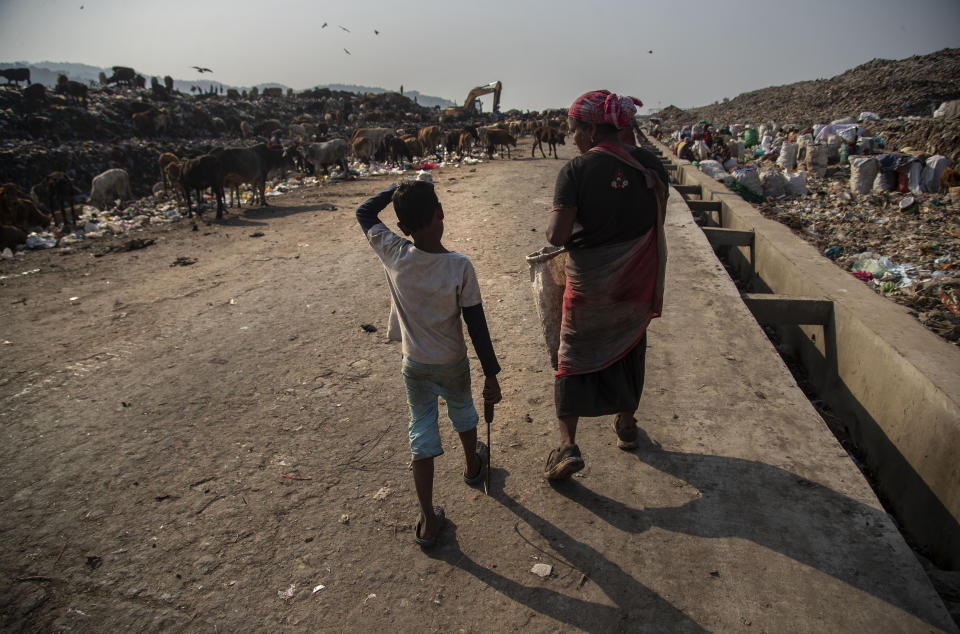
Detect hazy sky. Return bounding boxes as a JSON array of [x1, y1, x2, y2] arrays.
[[1, 0, 958, 112]]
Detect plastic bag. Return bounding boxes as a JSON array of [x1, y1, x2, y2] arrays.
[[777, 142, 798, 170], [760, 168, 786, 198], [743, 128, 759, 147], [859, 112, 880, 121], [733, 168, 763, 196], [699, 160, 732, 183], [526, 246, 567, 370], [921, 155, 950, 193], [849, 157, 878, 194], [907, 160, 923, 195], [783, 170, 808, 195], [804, 144, 828, 177]]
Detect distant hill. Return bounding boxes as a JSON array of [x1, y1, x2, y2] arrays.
[[0, 61, 454, 107]]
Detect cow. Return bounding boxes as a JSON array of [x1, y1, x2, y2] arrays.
[[158, 152, 180, 191], [106, 66, 137, 87], [1, 183, 51, 231], [1, 67, 30, 86], [400, 134, 422, 158], [532, 126, 565, 159], [417, 125, 443, 158], [384, 135, 413, 165], [22, 83, 45, 105], [302, 139, 349, 177], [217, 144, 294, 207], [255, 119, 282, 136], [484, 129, 517, 159], [56, 74, 87, 107], [31, 172, 77, 227], [350, 127, 393, 163], [180, 155, 225, 218], [88, 169, 132, 210]]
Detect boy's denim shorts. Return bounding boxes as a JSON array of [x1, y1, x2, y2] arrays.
[[401, 355, 478, 461]]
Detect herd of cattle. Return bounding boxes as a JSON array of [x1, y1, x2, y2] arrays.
[[0, 112, 569, 250]]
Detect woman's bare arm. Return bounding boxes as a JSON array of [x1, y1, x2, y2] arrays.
[[546, 206, 577, 246]]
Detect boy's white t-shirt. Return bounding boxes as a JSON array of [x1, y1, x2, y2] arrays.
[[366, 222, 482, 365]]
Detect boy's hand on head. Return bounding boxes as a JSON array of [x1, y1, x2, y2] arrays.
[[482, 376, 502, 405]]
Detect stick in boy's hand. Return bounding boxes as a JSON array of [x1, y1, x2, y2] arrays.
[[482, 376, 501, 495]]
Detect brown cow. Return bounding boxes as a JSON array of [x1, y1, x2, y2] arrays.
[[484, 129, 517, 159], [31, 172, 77, 227], [418, 125, 443, 158], [532, 126, 565, 159], [0, 183, 51, 231]]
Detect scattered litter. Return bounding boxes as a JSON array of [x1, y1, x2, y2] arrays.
[[339, 514, 350, 524], [312, 584, 325, 594], [530, 563, 552, 578], [372, 487, 390, 500], [278, 584, 296, 600], [360, 324, 377, 333], [170, 256, 196, 267]]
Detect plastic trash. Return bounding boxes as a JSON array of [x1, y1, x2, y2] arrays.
[[25, 233, 57, 249], [921, 155, 950, 193], [531, 563, 553, 578], [698, 160, 732, 183], [1, 247, 13, 259], [777, 142, 798, 170], [760, 168, 787, 198], [783, 170, 808, 195], [859, 112, 880, 121], [849, 252, 894, 278], [733, 168, 763, 196], [804, 144, 828, 177], [849, 157, 879, 194]]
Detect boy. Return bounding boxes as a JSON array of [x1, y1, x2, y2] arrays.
[[357, 179, 502, 548]]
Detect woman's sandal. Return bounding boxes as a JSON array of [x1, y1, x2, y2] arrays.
[[415, 505, 445, 548], [463, 441, 489, 486], [544, 444, 584, 480], [613, 414, 639, 450]]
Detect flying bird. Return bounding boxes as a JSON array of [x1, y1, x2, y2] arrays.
[[343, 48, 351, 55], [338, 25, 350, 32], [321, 22, 327, 28], [648, 50, 653, 54], [374, 29, 380, 35], [192, 66, 213, 73]]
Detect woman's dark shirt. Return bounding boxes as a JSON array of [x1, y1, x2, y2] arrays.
[[553, 146, 668, 249]]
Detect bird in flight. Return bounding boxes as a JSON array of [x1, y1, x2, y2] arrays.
[[374, 29, 380, 35], [343, 48, 351, 55], [338, 25, 350, 32], [192, 66, 213, 73], [321, 22, 327, 28]]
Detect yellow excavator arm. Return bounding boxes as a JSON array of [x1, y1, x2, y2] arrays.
[[463, 81, 501, 113]]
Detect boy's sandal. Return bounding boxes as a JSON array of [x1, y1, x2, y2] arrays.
[[613, 414, 639, 450], [544, 444, 585, 480], [415, 505, 445, 548], [463, 441, 489, 485]]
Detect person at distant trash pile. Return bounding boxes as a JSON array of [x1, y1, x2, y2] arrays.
[[677, 138, 695, 162], [542, 89, 669, 480], [356, 178, 502, 547]]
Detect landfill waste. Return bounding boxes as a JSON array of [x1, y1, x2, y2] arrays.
[[530, 563, 553, 578]]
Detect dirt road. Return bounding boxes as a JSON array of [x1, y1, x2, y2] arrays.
[[2, 138, 953, 632]]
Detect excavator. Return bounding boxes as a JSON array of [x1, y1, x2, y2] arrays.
[[443, 81, 502, 118]]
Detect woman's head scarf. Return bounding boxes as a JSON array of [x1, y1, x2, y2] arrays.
[[568, 90, 643, 129]]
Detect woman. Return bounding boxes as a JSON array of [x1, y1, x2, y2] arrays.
[[543, 90, 669, 480]]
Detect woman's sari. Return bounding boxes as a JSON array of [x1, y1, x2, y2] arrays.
[[556, 142, 667, 378]]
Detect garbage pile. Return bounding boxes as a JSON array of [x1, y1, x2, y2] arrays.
[[654, 48, 960, 128], [659, 113, 959, 346], [0, 81, 443, 197]]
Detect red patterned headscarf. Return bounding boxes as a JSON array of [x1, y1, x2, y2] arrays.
[[568, 90, 643, 129]]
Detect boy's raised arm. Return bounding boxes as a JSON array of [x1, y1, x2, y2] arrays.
[[356, 184, 398, 233]]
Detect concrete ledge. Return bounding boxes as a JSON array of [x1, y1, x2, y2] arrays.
[[742, 293, 834, 326], [651, 136, 960, 569]]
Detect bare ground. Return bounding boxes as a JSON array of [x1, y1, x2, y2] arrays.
[[2, 138, 954, 633]]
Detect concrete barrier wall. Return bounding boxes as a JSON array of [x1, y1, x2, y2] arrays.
[[650, 137, 960, 569]]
